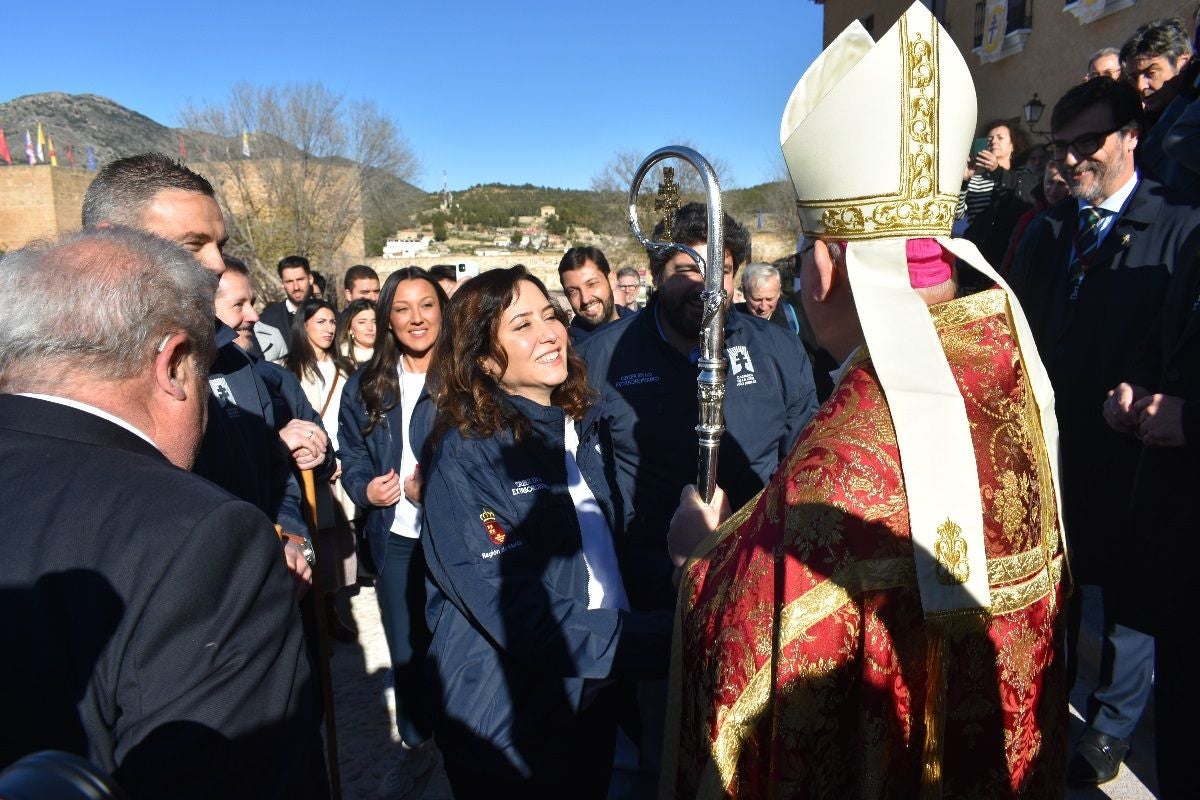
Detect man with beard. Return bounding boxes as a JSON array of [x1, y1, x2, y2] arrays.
[[574, 202, 817, 791], [558, 246, 632, 343], [261, 255, 315, 334], [1008, 76, 1200, 787]]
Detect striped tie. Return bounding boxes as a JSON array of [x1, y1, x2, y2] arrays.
[[1068, 206, 1105, 301]]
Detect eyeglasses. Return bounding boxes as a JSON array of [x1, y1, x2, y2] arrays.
[[1048, 127, 1120, 160], [617, 284, 639, 291]]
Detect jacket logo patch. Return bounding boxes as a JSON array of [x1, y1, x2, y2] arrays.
[[511, 477, 548, 496], [480, 508, 507, 545], [726, 346, 757, 387], [208, 376, 240, 417], [615, 371, 661, 388]]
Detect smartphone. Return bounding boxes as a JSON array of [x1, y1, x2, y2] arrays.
[[970, 137, 990, 158]]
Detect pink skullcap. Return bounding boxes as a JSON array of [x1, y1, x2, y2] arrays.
[[905, 238, 954, 288], [838, 239, 953, 289]]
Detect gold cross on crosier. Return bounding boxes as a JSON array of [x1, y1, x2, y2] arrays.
[[655, 167, 681, 242]]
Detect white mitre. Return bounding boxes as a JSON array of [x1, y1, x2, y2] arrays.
[[779, 1, 1063, 621]]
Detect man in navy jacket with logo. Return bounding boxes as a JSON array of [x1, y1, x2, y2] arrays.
[[575, 204, 817, 791], [577, 203, 818, 613]]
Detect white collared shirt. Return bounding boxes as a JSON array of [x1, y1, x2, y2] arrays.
[[1079, 169, 1139, 248], [19, 393, 159, 451], [829, 346, 864, 388]]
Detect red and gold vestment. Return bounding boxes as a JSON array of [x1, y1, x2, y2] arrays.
[[664, 289, 1066, 799]]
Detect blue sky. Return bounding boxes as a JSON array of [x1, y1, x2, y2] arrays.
[[5, 1, 826, 191]]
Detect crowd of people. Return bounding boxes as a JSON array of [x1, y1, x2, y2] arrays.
[[1, 4, 1199, 799]]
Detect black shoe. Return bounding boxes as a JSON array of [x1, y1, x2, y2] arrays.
[[1067, 730, 1130, 786]]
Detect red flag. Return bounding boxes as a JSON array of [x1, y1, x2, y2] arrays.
[[0, 129, 12, 165], [179, 134, 188, 161], [66, 143, 76, 167]]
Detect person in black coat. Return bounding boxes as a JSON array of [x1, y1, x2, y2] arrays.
[[1008, 76, 1200, 787], [0, 228, 322, 798], [1103, 206, 1200, 799]]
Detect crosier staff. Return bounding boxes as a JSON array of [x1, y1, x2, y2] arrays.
[[627, 146, 727, 503]]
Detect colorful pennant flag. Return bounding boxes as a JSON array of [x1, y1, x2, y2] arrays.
[[242, 129, 251, 158], [179, 134, 188, 161], [48, 135, 58, 167], [86, 146, 96, 171], [0, 129, 11, 165], [25, 130, 35, 165], [36, 122, 45, 163]]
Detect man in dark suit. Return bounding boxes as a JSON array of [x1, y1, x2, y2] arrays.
[[1104, 233, 1200, 798], [1008, 76, 1200, 786], [81, 153, 317, 593], [0, 228, 321, 797], [261, 255, 315, 335]]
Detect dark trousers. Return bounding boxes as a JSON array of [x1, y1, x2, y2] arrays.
[[375, 534, 431, 746], [444, 682, 622, 800], [1066, 584, 1155, 740], [1155, 631, 1191, 798]]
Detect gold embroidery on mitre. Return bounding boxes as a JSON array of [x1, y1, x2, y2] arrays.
[[799, 12, 958, 240], [934, 518, 970, 585]]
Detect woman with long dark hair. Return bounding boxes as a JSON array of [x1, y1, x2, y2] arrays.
[[957, 118, 1038, 272], [420, 265, 674, 797], [337, 298, 377, 367], [337, 267, 447, 796], [282, 298, 359, 641]]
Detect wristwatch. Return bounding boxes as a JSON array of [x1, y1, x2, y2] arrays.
[[279, 532, 316, 568]]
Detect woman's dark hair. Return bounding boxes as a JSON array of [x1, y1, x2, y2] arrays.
[[284, 298, 356, 386], [337, 298, 376, 362], [432, 265, 593, 442], [359, 267, 449, 433], [977, 118, 1031, 164]]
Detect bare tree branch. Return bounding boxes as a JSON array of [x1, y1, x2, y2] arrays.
[[181, 81, 421, 297]]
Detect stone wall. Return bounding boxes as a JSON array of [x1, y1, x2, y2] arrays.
[[0, 166, 93, 251]]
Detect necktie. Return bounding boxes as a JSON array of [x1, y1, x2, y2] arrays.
[[1069, 206, 1105, 301]]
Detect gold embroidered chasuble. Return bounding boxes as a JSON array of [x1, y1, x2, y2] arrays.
[[664, 288, 1067, 798]]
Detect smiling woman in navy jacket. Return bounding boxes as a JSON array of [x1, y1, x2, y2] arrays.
[[337, 268, 447, 795], [422, 266, 676, 798]]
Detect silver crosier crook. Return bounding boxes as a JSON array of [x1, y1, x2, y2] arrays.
[[627, 145, 728, 504]]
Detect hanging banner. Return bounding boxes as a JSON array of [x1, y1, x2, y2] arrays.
[[980, 0, 1008, 63], [1076, 0, 1107, 24]]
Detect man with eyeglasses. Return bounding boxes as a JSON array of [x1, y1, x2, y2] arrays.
[[614, 266, 643, 311], [1008, 76, 1200, 789]]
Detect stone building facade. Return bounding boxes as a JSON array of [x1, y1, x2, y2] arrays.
[[814, 0, 1187, 144]]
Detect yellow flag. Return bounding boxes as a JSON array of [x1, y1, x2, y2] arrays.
[[48, 134, 58, 167], [36, 122, 45, 162]]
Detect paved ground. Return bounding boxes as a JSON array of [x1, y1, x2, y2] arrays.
[[326, 584, 1157, 799], [323, 587, 451, 800]]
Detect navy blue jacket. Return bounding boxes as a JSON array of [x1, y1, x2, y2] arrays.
[[192, 324, 307, 538], [337, 369, 436, 572], [575, 295, 818, 610], [567, 302, 634, 345], [420, 395, 672, 782]]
